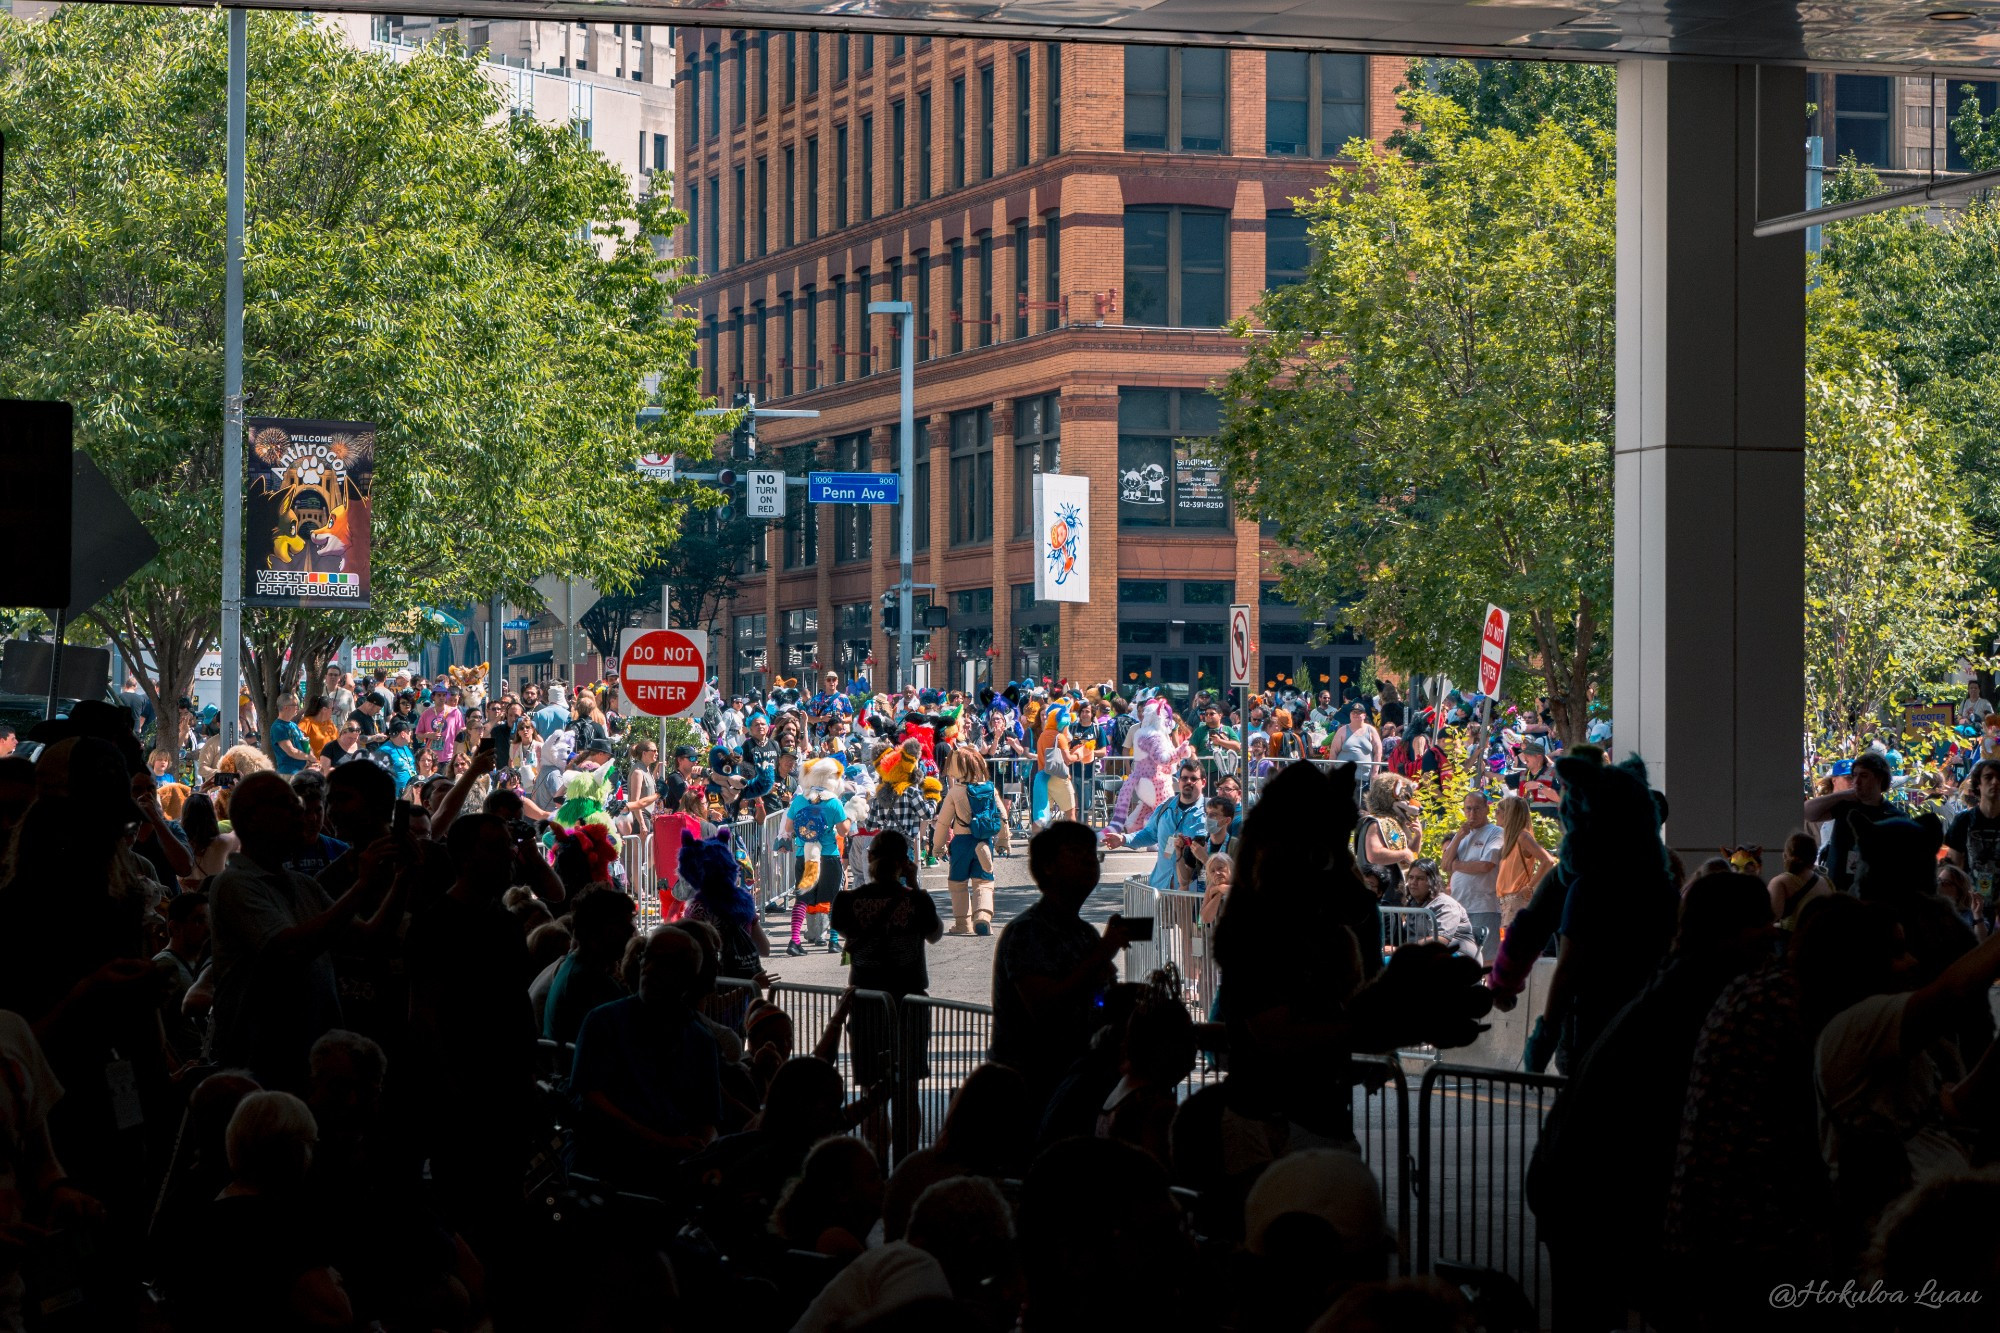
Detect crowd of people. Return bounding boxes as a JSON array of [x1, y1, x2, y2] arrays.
[[3, 660, 1998, 1331]]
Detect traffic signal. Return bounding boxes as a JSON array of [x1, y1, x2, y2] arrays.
[[730, 390, 759, 461], [881, 590, 900, 632]]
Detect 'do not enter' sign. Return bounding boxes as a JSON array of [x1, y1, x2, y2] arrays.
[[618, 628, 708, 719]]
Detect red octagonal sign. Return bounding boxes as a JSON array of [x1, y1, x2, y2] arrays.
[[1478, 604, 1509, 698], [619, 628, 708, 719]]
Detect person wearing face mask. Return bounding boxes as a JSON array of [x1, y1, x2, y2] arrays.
[[1101, 759, 1208, 892]]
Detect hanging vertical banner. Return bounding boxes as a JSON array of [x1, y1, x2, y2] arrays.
[[1033, 472, 1090, 604], [244, 417, 376, 609]]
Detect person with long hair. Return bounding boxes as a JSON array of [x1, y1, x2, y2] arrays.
[[1493, 793, 1555, 933], [180, 791, 237, 888]]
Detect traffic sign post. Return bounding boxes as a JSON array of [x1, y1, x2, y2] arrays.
[[618, 627, 708, 719], [746, 470, 787, 518], [636, 453, 677, 481], [1228, 603, 1252, 741], [1478, 604, 1510, 698], [1228, 605, 1252, 688], [808, 471, 901, 505]]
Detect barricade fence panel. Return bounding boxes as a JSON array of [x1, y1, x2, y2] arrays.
[[1380, 905, 1439, 955], [703, 975, 1555, 1321], [620, 832, 658, 927], [1415, 1062, 1565, 1325], [896, 996, 994, 1160]]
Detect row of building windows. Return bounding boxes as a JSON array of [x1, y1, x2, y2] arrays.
[[694, 207, 1309, 398], [683, 38, 1060, 249], [681, 45, 1351, 276], [722, 387, 1218, 582]]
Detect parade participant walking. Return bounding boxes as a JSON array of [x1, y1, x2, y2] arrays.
[[933, 749, 1005, 935], [782, 758, 854, 956], [1103, 759, 1208, 892]]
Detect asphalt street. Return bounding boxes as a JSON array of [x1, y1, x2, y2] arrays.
[[756, 841, 1160, 1003]]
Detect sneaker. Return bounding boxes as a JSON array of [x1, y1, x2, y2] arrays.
[[974, 920, 991, 937], [827, 934, 841, 954], [786, 940, 806, 957]]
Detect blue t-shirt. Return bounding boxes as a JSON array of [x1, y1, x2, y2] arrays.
[[269, 719, 310, 776], [786, 794, 849, 856], [383, 742, 417, 794]]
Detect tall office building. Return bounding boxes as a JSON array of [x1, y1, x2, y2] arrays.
[[679, 32, 1399, 699], [330, 15, 675, 196]]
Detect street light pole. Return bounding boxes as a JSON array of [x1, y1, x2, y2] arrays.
[[220, 9, 246, 750], [869, 300, 915, 692]]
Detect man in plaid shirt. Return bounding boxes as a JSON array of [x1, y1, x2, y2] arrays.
[[874, 780, 936, 860]]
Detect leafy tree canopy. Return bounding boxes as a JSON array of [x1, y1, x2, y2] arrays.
[[0, 8, 713, 731], [1217, 77, 1615, 741]]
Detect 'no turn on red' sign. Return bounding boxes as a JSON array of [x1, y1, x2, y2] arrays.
[[1477, 604, 1510, 698], [618, 627, 708, 718]]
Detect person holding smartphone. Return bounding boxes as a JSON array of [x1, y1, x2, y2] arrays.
[[831, 829, 942, 1159]]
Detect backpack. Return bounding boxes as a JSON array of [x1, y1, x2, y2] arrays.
[[963, 782, 1004, 842]]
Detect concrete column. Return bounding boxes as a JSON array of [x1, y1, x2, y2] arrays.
[[1614, 61, 1804, 865]]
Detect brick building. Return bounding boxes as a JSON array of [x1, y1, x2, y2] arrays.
[[677, 32, 1400, 701]]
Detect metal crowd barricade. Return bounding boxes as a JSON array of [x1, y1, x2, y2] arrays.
[[1415, 1062, 1566, 1322], [987, 756, 1036, 835], [1118, 878, 1218, 1018], [620, 831, 658, 927], [1120, 875, 1163, 981], [1352, 1054, 1415, 1276], [1380, 905, 1439, 957], [896, 996, 993, 1159]]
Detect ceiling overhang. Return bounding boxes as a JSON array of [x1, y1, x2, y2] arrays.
[[80, 1, 2000, 77]]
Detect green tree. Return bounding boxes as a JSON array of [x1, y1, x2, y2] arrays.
[[1803, 288, 1975, 736], [1390, 57, 1615, 160], [1216, 82, 1615, 743], [1813, 162, 2000, 609], [0, 9, 714, 739], [577, 507, 765, 661]]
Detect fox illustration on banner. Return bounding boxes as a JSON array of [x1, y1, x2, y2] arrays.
[[1033, 472, 1090, 605]]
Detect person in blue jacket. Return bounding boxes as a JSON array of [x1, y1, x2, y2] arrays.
[[1102, 757, 1208, 890]]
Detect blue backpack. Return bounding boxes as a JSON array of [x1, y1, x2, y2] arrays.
[[964, 782, 1003, 842]]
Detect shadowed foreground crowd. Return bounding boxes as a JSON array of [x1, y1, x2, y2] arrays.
[[0, 705, 1997, 1333]]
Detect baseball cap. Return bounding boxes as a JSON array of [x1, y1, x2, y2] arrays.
[[673, 744, 698, 760], [1242, 1150, 1397, 1259], [581, 737, 614, 757]]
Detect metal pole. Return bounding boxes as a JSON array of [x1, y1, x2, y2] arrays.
[[488, 593, 503, 704], [220, 9, 246, 750], [897, 307, 915, 692], [661, 584, 671, 630], [44, 609, 67, 720], [564, 579, 574, 689]]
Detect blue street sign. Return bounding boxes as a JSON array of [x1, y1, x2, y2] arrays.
[[808, 471, 900, 505], [503, 618, 533, 631]]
